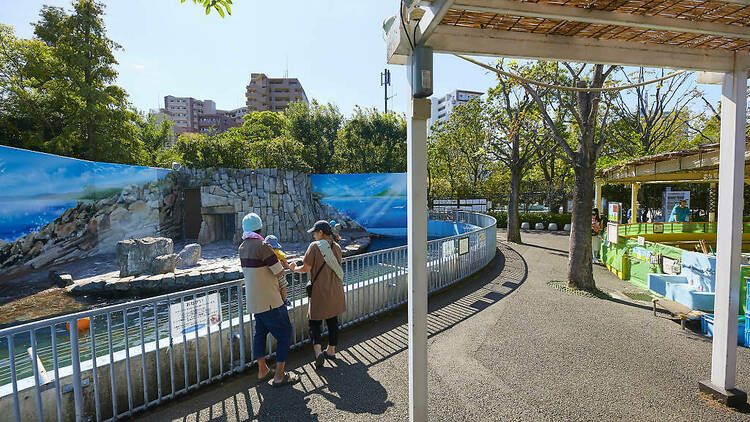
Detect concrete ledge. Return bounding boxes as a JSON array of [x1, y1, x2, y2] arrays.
[[698, 380, 748, 408]]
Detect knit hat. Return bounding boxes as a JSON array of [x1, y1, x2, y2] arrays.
[[265, 235, 282, 249], [242, 213, 263, 232]]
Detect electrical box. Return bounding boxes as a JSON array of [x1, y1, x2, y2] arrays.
[[411, 45, 433, 98]]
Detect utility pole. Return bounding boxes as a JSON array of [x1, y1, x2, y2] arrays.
[[381, 68, 392, 113]]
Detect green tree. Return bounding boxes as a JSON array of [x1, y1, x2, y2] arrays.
[[522, 63, 619, 291], [286, 100, 343, 173], [0, 24, 58, 151], [335, 107, 407, 173], [33, 0, 140, 162], [181, 0, 233, 17], [486, 61, 554, 243], [137, 113, 174, 163], [238, 110, 288, 142], [428, 99, 493, 199]]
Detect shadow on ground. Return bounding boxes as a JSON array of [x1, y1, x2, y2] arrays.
[[137, 245, 528, 421]]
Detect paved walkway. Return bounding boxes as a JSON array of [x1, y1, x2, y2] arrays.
[[137, 231, 750, 421]]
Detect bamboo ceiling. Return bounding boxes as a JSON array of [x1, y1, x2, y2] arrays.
[[441, 0, 750, 53]]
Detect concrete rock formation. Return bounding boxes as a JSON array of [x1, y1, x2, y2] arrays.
[[151, 254, 178, 275], [176, 243, 201, 268], [116, 237, 174, 277], [181, 168, 365, 244]]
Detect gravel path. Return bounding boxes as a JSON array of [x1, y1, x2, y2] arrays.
[[136, 230, 750, 421]]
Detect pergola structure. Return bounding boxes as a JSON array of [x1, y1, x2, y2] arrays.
[[385, 0, 749, 419], [596, 141, 750, 223]]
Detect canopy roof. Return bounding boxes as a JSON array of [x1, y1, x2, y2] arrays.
[[387, 0, 750, 72], [597, 141, 750, 184]]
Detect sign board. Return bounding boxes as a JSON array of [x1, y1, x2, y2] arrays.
[[433, 198, 488, 212], [170, 293, 221, 336], [652, 223, 664, 233], [606, 222, 619, 244], [662, 256, 680, 275], [662, 190, 690, 222], [637, 236, 645, 246], [442, 240, 455, 258], [478, 232, 486, 250], [608, 202, 622, 223], [459, 237, 469, 255]]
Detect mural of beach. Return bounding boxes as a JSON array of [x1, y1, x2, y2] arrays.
[[310, 173, 407, 236], [0, 146, 169, 242]]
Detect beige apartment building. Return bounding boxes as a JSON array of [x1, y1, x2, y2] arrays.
[[245, 73, 308, 112], [155, 96, 247, 136]]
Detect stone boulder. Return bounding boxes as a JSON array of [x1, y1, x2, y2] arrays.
[[521, 222, 530, 229], [116, 237, 174, 277], [177, 243, 201, 268], [151, 254, 178, 275], [534, 223, 544, 230], [49, 271, 74, 287], [548, 223, 558, 231]]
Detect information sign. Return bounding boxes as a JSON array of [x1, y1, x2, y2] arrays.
[[170, 293, 221, 336]]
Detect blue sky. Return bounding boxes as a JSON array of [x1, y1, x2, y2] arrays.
[[1, 0, 721, 117]]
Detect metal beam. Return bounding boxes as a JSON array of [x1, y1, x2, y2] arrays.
[[453, 0, 750, 40], [417, 0, 456, 44], [427, 24, 750, 72]]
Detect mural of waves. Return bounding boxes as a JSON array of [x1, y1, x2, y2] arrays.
[[0, 146, 170, 242], [310, 173, 407, 236]]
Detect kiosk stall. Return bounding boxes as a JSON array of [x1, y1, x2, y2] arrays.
[[596, 142, 750, 344]]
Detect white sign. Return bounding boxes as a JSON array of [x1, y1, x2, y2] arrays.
[[442, 240, 455, 258], [662, 190, 690, 222], [478, 232, 486, 249], [606, 222, 619, 244], [637, 236, 645, 246], [459, 237, 469, 255], [170, 293, 222, 336]]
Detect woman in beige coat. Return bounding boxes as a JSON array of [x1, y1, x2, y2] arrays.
[[290, 220, 346, 369]]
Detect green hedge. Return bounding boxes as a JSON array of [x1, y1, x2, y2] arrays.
[[489, 211, 571, 230]]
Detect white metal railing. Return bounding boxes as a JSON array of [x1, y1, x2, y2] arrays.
[[0, 211, 496, 421]]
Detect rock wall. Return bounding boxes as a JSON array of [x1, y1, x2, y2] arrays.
[[181, 167, 364, 243], [0, 173, 183, 277], [0, 167, 365, 278]]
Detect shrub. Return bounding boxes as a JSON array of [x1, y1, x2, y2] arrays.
[[488, 211, 571, 230]]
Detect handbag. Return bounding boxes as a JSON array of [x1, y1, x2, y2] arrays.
[[306, 264, 325, 297]]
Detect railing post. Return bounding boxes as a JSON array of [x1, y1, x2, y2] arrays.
[[69, 319, 85, 422]]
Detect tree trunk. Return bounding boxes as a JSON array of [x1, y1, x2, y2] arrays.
[[507, 167, 522, 243], [567, 164, 595, 291]]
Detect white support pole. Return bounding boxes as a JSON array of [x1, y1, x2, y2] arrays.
[[407, 66, 431, 421], [702, 59, 747, 403]]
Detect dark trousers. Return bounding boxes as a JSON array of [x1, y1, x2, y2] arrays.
[[253, 305, 291, 362], [309, 316, 339, 347]]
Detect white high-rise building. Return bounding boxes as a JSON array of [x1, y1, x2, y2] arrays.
[[429, 89, 484, 130]]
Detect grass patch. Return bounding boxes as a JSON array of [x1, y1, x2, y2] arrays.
[[547, 281, 611, 299], [622, 291, 654, 302]]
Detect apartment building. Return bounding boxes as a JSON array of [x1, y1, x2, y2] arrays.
[[197, 107, 249, 134], [245, 73, 308, 112], [154, 96, 248, 135], [429, 89, 484, 130]]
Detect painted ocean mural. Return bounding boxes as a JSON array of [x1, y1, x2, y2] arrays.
[[310, 173, 407, 236], [0, 146, 170, 242]]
